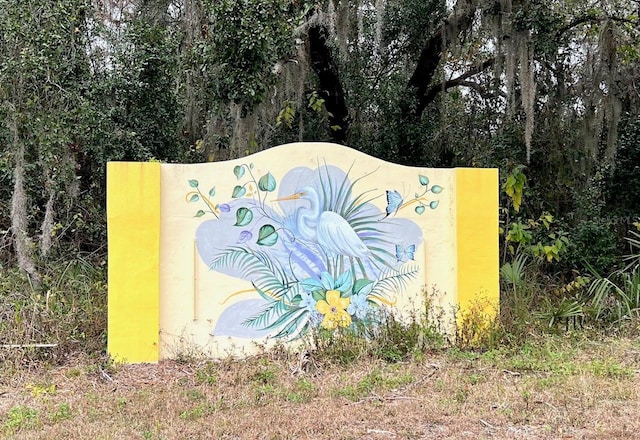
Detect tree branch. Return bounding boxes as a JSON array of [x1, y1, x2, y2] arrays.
[[406, 0, 479, 113], [420, 57, 497, 113], [554, 14, 639, 41], [396, 0, 480, 164]]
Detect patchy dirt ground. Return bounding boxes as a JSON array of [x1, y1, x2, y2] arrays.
[[1, 335, 640, 439]]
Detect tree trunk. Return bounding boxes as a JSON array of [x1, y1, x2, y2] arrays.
[[397, 0, 481, 165], [183, 0, 205, 146], [308, 21, 349, 143]]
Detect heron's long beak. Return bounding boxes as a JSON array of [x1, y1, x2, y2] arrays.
[[272, 192, 304, 202]]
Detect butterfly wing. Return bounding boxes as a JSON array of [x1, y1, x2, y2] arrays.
[[395, 244, 416, 262], [385, 190, 403, 216], [406, 244, 416, 260], [395, 244, 403, 261]]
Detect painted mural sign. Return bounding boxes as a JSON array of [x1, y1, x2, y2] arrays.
[[107, 143, 498, 363], [190, 161, 443, 339]]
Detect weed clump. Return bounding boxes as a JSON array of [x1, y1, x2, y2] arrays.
[[309, 293, 447, 366], [0, 258, 107, 367]]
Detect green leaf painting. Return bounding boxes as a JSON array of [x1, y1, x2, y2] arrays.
[[232, 185, 246, 198], [234, 207, 253, 226], [258, 172, 277, 192], [190, 163, 441, 342], [256, 224, 278, 246]]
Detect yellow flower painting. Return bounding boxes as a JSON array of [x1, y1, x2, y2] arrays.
[[315, 290, 352, 330]]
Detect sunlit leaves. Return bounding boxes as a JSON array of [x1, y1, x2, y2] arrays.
[[276, 101, 295, 129], [503, 166, 527, 213]]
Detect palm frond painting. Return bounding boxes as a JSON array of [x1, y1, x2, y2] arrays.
[[186, 162, 443, 340]]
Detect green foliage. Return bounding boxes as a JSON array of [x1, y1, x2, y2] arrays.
[[0, 258, 107, 360], [503, 165, 527, 213], [512, 1, 564, 55], [0, 0, 639, 356], [276, 100, 296, 129], [382, 0, 445, 56], [565, 220, 619, 274], [194, 362, 218, 386], [49, 403, 72, 423], [587, 230, 640, 324], [285, 378, 317, 403], [499, 254, 547, 343], [105, 18, 182, 162], [0, 0, 98, 256], [372, 313, 435, 362], [311, 327, 370, 365], [505, 213, 569, 263], [333, 368, 414, 402], [500, 254, 528, 289], [203, 0, 294, 110], [502, 166, 570, 264], [2, 405, 39, 434], [537, 298, 584, 329], [456, 297, 503, 350], [606, 114, 640, 217], [311, 292, 446, 366], [251, 367, 277, 385]]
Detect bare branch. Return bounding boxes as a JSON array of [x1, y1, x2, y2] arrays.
[[407, 0, 479, 106], [419, 57, 497, 113], [555, 14, 639, 41]]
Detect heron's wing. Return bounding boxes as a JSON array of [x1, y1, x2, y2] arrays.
[[318, 211, 369, 258]]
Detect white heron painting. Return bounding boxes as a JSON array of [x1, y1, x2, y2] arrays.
[[187, 159, 443, 340]]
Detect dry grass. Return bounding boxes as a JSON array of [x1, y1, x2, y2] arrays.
[[1, 335, 640, 439]]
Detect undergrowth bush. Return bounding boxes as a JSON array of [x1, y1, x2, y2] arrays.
[[565, 220, 619, 275], [456, 297, 502, 350], [0, 258, 107, 365], [310, 293, 447, 365], [587, 230, 640, 326]]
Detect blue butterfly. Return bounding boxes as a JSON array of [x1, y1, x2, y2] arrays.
[[395, 244, 416, 262], [384, 190, 403, 218]]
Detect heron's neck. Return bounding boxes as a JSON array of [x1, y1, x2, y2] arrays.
[[298, 209, 317, 241]]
